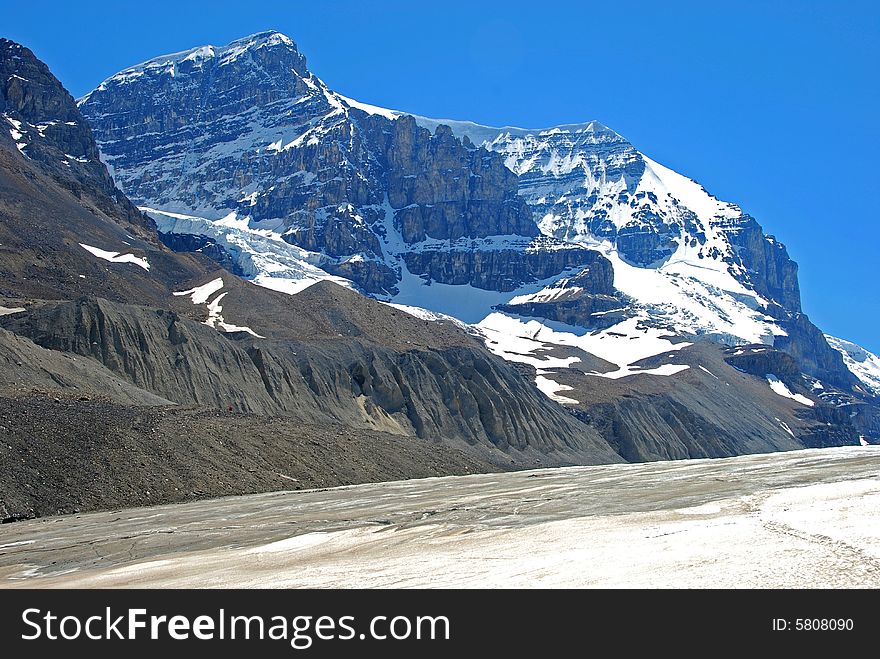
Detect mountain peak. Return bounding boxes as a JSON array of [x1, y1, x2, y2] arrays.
[[1, 36, 146, 227], [411, 116, 626, 148], [226, 30, 297, 50], [85, 30, 304, 99]]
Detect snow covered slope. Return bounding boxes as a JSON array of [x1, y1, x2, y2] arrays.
[[417, 117, 799, 323], [408, 116, 865, 391], [825, 335, 880, 396]]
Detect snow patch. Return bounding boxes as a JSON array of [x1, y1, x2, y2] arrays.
[[5, 115, 27, 151], [478, 312, 690, 380], [767, 375, 814, 407], [173, 277, 225, 304], [698, 365, 719, 379], [534, 375, 579, 404], [79, 243, 150, 271], [384, 303, 470, 329], [599, 363, 691, 380], [776, 418, 795, 437], [173, 277, 264, 337], [335, 94, 402, 121], [0, 306, 26, 317]]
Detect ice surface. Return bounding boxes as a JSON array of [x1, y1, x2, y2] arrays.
[[9, 447, 878, 588], [143, 207, 353, 294]]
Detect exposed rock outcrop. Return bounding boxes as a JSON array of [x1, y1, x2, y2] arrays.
[[723, 217, 801, 315], [776, 313, 860, 390], [496, 255, 627, 328], [0, 39, 214, 306], [79, 34, 549, 296], [1, 39, 153, 236], [402, 243, 598, 292], [376, 116, 537, 242]]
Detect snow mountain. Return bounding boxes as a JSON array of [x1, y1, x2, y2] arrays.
[[77, 31, 877, 434], [8, 33, 880, 527], [0, 36, 632, 510]]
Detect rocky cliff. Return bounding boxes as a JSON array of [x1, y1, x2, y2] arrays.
[[77, 33, 862, 387], [1, 39, 152, 236], [79, 33, 558, 298], [416, 117, 860, 398], [0, 39, 216, 307]]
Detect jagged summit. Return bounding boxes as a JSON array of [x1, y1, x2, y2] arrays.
[[0, 38, 215, 305], [226, 30, 296, 49], [340, 99, 618, 143], [119, 29, 298, 71], [413, 116, 620, 145], [80, 30, 305, 103]]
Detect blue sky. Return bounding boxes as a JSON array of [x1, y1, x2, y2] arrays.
[[6, 0, 879, 350]]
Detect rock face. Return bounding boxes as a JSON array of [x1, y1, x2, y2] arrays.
[[402, 240, 598, 292], [723, 345, 801, 382], [496, 255, 627, 329], [774, 313, 861, 390], [1, 39, 152, 236], [0, 39, 214, 306], [415, 119, 650, 259], [723, 217, 801, 315], [378, 118, 537, 243], [79, 33, 556, 297], [824, 335, 880, 397]]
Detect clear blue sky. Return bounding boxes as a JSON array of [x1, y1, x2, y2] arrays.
[[6, 0, 879, 350]]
